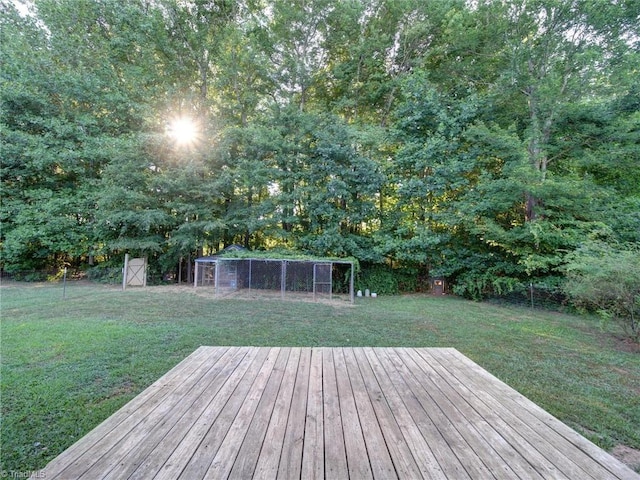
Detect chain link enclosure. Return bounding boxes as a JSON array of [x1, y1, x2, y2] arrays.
[[194, 257, 354, 303]]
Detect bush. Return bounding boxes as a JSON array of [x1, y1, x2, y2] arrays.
[[563, 241, 640, 341], [1, 270, 63, 282], [451, 271, 522, 301], [85, 265, 123, 284], [356, 264, 422, 295]]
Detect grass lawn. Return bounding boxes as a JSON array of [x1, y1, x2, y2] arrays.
[[1, 281, 639, 472]]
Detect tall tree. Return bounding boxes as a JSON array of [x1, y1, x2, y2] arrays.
[[495, 0, 635, 221], [266, 0, 334, 111], [2, 0, 638, 292], [1, 0, 151, 269]]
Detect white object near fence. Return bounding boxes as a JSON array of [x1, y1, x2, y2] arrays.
[[122, 254, 147, 290]]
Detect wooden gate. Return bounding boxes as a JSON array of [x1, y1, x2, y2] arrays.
[[123, 254, 147, 289]]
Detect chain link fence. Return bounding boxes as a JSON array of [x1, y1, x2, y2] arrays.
[[486, 282, 569, 311], [1, 267, 123, 284], [2, 268, 569, 311], [194, 257, 355, 303], [0, 268, 124, 302]]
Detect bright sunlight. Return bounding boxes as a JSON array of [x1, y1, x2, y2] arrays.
[[167, 116, 198, 147]]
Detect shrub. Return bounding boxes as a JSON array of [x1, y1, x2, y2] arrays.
[[356, 265, 398, 295], [563, 241, 640, 341], [452, 271, 522, 301], [356, 264, 423, 295], [85, 265, 123, 284]]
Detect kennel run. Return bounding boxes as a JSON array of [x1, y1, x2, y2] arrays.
[[194, 256, 355, 303]]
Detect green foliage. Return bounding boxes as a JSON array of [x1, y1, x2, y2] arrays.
[[5, 271, 51, 282], [219, 247, 358, 265], [452, 274, 523, 302], [85, 265, 123, 284], [563, 241, 640, 341], [1, 0, 638, 297], [356, 264, 421, 295], [356, 265, 400, 295]]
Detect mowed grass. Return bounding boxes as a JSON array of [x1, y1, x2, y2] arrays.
[[1, 281, 639, 472]]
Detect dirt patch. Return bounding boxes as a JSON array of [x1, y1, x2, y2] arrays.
[[204, 287, 355, 307], [148, 284, 204, 295], [147, 284, 355, 307], [613, 336, 640, 354], [611, 445, 640, 472]]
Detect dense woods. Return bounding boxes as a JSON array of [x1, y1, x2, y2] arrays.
[[2, 0, 639, 300]]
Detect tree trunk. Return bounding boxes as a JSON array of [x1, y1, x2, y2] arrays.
[[524, 82, 555, 222]]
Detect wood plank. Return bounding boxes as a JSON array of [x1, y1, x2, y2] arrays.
[[227, 347, 292, 479], [181, 348, 280, 479], [417, 348, 569, 480], [42, 346, 216, 479], [153, 346, 272, 480], [406, 348, 546, 480], [430, 348, 598, 478], [357, 347, 444, 480], [381, 347, 495, 479], [252, 347, 302, 479], [367, 348, 470, 479], [333, 347, 374, 479], [430, 348, 639, 480], [54, 346, 227, 479], [277, 347, 311, 479], [342, 347, 398, 478], [127, 346, 259, 479], [100, 346, 248, 479], [301, 347, 325, 479], [322, 347, 349, 478]]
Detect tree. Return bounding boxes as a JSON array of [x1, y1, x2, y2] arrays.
[[1, 0, 192, 270], [385, 74, 479, 269], [92, 135, 175, 259], [493, 0, 635, 222], [1, 1, 105, 270], [259, 108, 383, 257], [385, 0, 639, 297], [212, 123, 280, 250], [294, 114, 383, 259], [2, 0, 638, 292]]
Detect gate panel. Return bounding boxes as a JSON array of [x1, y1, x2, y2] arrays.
[[313, 263, 332, 300]]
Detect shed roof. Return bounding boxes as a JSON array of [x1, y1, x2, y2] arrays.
[[194, 256, 217, 262]]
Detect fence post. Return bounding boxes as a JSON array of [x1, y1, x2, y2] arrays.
[[530, 282, 534, 309], [122, 254, 129, 290], [281, 260, 286, 300], [350, 262, 355, 304], [329, 262, 333, 301], [143, 256, 148, 287], [214, 259, 219, 296], [63, 267, 67, 299]]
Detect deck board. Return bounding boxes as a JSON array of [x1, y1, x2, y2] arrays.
[[301, 347, 325, 479], [275, 347, 310, 479], [322, 347, 350, 479], [36, 347, 639, 480]]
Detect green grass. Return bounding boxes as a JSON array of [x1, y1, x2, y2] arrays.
[[1, 281, 639, 472]]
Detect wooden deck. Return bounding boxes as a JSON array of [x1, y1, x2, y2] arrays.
[[37, 347, 638, 479]]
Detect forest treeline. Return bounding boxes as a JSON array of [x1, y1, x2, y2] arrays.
[[2, 0, 639, 299]]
